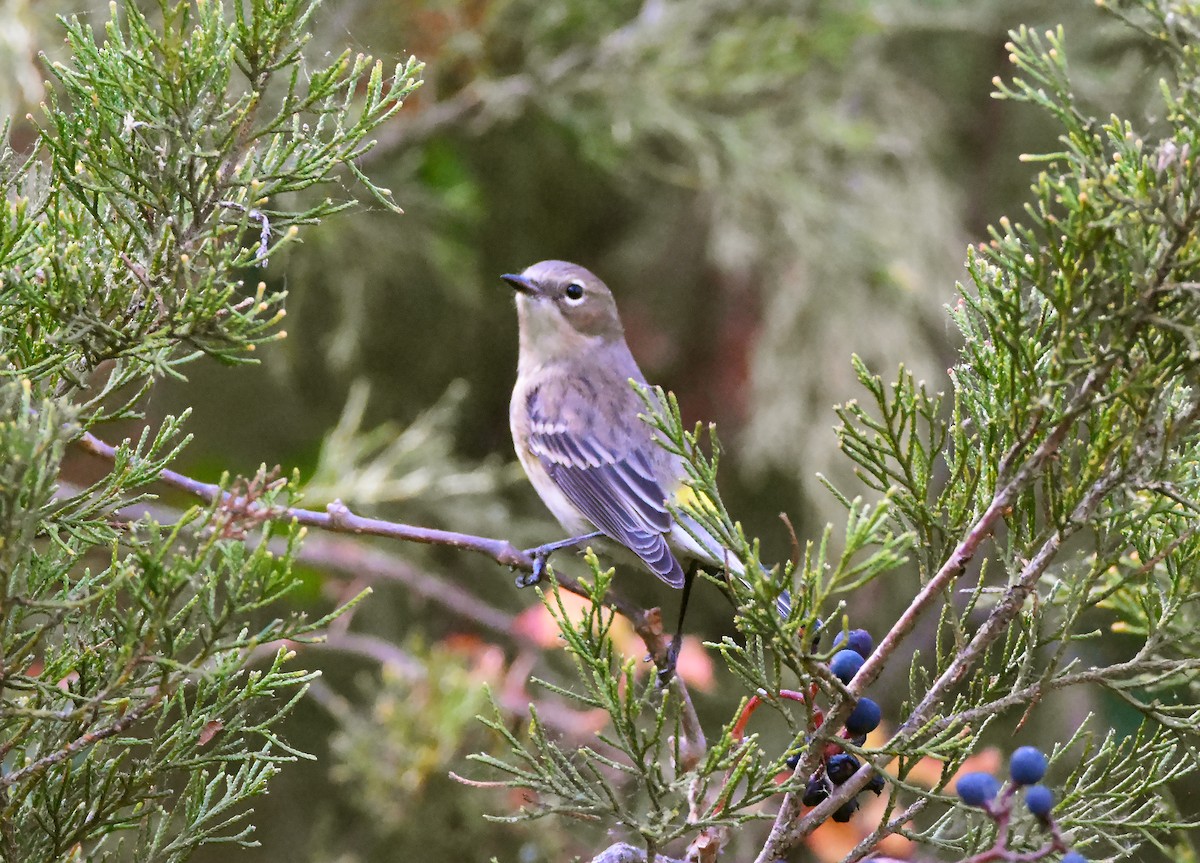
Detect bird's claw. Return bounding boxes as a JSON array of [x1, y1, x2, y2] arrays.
[[518, 532, 603, 587], [516, 549, 550, 588]]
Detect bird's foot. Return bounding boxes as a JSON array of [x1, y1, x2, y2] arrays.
[[515, 552, 550, 588], [517, 531, 605, 588], [655, 636, 683, 689]]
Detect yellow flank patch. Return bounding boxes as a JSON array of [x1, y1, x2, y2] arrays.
[[672, 483, 715, 513]]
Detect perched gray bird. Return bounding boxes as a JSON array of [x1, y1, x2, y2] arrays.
[[502, 260, 778, 679]]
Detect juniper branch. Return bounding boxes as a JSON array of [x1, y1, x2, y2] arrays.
[[752, 363, 1113, 863], [0, 679, 167, 790], [778, 398, 1193, 856]]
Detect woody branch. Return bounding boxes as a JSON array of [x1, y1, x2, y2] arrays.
[[74, 430, 698, 705]]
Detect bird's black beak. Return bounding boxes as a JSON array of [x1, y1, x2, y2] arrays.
[[501, 273, 538, 295]]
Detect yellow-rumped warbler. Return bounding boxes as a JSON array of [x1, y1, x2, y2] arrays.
[[502, 260, 777, 677]]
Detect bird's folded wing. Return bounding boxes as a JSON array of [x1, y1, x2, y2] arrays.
[[527, 415, 685, 588]]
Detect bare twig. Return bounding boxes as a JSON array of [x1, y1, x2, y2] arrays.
[[843, 797, 929, 863], [78, 428, 535, 568], [75, 430, 677, 649], [74, 429, 695, 735], [89, 484, 522, 640]]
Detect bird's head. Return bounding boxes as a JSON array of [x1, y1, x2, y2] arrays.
[[501, 261, 625, 356]]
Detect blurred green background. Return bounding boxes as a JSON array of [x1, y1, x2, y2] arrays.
[[4, 0, 1172, 860]]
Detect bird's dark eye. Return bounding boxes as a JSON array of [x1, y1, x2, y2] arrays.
[[564, 282, 585, 302]]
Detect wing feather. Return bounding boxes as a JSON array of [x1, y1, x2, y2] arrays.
[[527, 389, 685, 588]]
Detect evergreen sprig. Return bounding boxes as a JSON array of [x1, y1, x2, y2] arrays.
[[0, 1, 420, 859]]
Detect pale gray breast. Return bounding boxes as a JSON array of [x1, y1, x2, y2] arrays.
[[510, 368, 595, 535]]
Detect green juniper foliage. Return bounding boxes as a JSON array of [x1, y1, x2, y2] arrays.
[[0, 1, 418, 860], [467, 2, 1200, 861]]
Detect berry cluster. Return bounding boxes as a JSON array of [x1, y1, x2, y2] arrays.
[[956, 746, 1087, 862], [725, 626, 889, 826], [797, 750, 886, 822], [787, 628, 886, 822]]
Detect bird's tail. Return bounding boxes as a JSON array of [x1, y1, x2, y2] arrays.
[[671, 514, 791, 618]]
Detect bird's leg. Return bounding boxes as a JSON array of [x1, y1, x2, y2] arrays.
[[517, 530, 605, 587], [656, 561, 699, 688]]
